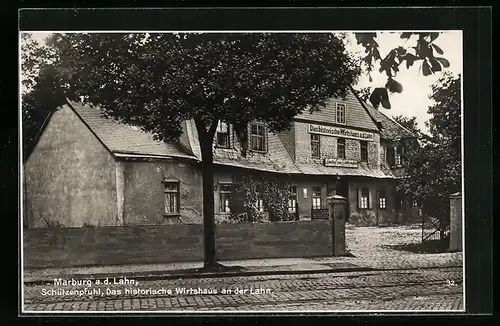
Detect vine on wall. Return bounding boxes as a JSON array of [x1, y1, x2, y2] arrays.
[[229, 173, 295, 223]]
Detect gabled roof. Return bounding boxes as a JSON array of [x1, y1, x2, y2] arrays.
[[67, 101, 198, 161], [362, 101, 416, 140], [59, 101, 395, 179], [295, 87, 380, 132]]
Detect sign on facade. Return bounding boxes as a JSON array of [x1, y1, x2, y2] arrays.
[[308, 124, 374, 141], [324, 158, 359, 168]]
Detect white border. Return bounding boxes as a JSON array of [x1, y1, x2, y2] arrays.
[[19, 30, 466, 314]]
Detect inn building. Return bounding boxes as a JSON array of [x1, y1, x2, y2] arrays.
[[23, 88, 417, 228]]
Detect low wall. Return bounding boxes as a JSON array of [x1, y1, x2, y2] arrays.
[[23, 221, 332, 269]]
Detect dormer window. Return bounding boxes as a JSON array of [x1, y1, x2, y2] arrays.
[[250, 123, 266, 152], [336, 103, 346, 124], [216, 121, 230, 148], [395, 145, 403, 167]]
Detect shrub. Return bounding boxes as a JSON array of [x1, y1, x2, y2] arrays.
[[349, 211, 377, 227], [42, 216, 65, 228], [229, 173, 294, 223]]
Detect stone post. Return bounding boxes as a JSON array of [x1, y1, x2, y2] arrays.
[[449, 192, 463, 251], [327, 195, 347, 256]]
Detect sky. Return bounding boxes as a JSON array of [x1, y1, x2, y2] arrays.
[[343, 31, 462, 133], [26, 31, 462, 132]]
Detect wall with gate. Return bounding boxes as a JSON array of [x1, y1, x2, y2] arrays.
[[23, 220, 332, 269]]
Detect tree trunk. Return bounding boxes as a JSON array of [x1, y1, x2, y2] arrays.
[[200, 140, 217, 268], [195, 118, 219, 269]]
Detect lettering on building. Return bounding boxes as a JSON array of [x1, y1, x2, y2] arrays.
[[323, 158, 359, 168], [308, 124, 374, 141]]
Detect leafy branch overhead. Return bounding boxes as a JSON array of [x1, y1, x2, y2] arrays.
[[355, 32, 451, 109]]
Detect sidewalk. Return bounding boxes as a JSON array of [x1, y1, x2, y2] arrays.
[[23, 257, 372, 284]]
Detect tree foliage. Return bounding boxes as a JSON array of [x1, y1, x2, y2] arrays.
[[48, 33, 361, 143], [354, 32, 451, 110], [25, 32, 362, 266], [397, 74, 461, 232], [393, 115, 420, 135], [21, 34, 65, 160]]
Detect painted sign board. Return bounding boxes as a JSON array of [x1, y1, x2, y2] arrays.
[[308, 124, 374, 141]]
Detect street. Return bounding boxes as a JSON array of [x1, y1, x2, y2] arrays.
[[23, 266, 463, 312]]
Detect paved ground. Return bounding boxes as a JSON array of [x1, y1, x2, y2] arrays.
[[23, 266, 463, 312], [339, 225, 463, 269]]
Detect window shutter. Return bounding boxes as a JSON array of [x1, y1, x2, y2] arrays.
[[368, 188, 374, 209], [357, 188, 362, 209], [264, 124, 269, 153], [230, 124, 236, 149]]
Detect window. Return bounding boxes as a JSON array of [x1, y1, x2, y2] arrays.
[[250, 123, 266, 152], [412, 199, 418, 207], [219, 183, 232, 213], [359, 187, 369, 209], [311, 134, 320, 158], [337, 138, 346, 159], [255, 191, 265, 212], [288, 186, 297, 213], [164, 182, 180, 214], [387, 146, 395, 166], [360, 140, 368, 162], [216, 121, 230, 148], [379, 189, 387, 209], [336, 103, 346, 124], [395, 145, 403, 167], [382, 146, 386, 163], [312, 187, 322, 209]]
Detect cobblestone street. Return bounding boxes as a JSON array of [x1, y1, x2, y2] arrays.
[[23, 266, 463, 312]]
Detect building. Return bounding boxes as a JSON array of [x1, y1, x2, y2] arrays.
[[23, 88, 417, 228]]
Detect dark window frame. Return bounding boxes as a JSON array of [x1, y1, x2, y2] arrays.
[[215, 121, 231, 148], [255, 190, 266, 212], [288, 186, 297, 213], [395, 145, 403, 167], [312, 186, 322, 210], [337, 138, 346, 159], [336, 103, 346, 124], [359, 187, 369, 209], [250, 123, 266, 152], [163, 181, 180, 215], [311, 134, 321, 159], [379, 188, 387, 209], [360, 140, 368, 162], [219, 183, 232, 213]]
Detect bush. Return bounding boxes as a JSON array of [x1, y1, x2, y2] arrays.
[[42, 216, 65, 228], [229, 174, 294, 223], [349, 211, 377, 227]]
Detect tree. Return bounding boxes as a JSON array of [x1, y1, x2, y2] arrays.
[[393, 115, 420, 135], [39, 32, 361, 268], [21, 34, 64, 160], [397, 74, 461, 238], [354, 32, 451, 110]]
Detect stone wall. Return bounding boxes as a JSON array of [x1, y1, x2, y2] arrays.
[[23, 220, 333, 268]]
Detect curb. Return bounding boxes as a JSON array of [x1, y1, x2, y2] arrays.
[[23, 266, 376, 286]]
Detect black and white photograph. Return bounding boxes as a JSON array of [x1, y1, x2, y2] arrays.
[[20, 28, 465, 313]]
